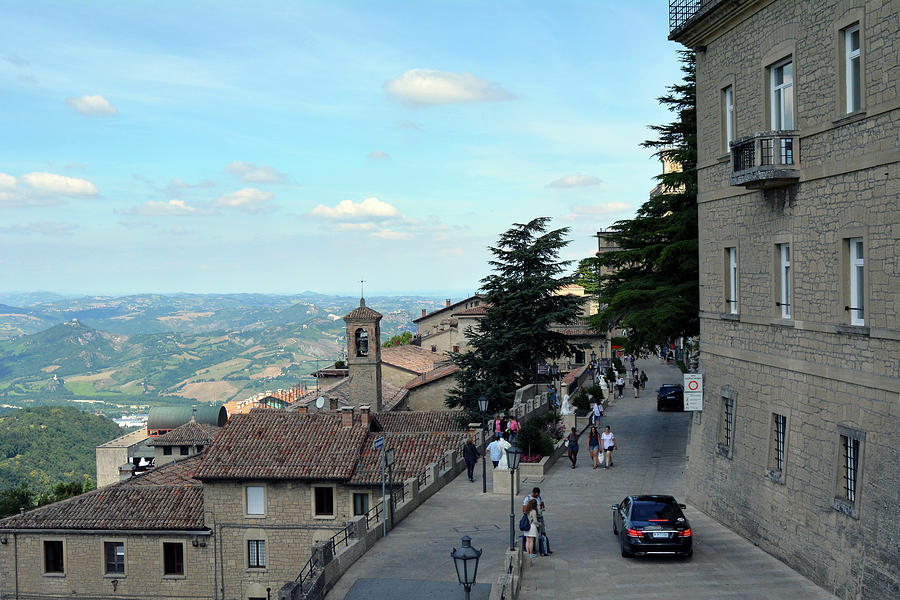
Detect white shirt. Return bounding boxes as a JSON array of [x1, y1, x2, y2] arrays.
[[601, 431, 616, 449], [592, 402, 603, 417], [615, 377, 624, 386]]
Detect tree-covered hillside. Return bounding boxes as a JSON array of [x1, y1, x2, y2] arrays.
[[0, 406, 122, 490]]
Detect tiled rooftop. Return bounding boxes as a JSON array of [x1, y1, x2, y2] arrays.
[[374, 410, 466, 433], [344, 298, 382, 321], [128, 454, 203, 486], [382, 345, 441, 374], [194, 411, 369, 481], [348, 431, 468, 486], [148, 420, 220, 447], [452, 305, 489, 317]]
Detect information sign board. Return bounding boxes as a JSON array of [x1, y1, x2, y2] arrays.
[[373, 436, 385, 450], [683, 373, 703, 411]]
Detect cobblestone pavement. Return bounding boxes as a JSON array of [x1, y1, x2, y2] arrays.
[[327, 358, 837, 600]]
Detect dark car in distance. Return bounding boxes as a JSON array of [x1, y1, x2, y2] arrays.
[[612, 495, 693, 558], [656, 384, 684, 411]]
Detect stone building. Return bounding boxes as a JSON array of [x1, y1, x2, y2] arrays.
[[413, 295, 485, 354], [669, 1, 899, 598]]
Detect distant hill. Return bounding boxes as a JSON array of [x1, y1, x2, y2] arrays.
[[0, 304, 59, 339], [0, 406, 122, 489]]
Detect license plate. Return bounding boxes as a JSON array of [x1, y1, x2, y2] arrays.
[[652, 532, 668, 539]]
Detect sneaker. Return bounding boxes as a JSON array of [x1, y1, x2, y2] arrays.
[[530, 554, 537, 558]]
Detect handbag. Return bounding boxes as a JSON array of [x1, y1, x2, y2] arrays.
[[519, 513, 530, 531]]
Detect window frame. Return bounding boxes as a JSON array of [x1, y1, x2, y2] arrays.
[[352, 492, 370, 516], [724, 246, 738, 314], [103, 540, 126, 576], [247, 539, 266, 569], [770, 57, 794, 130], [42, 539, 65, 576], [834, 425, 865, 518], [245, 485, 266, 517], [723, 85, 735, 150], [844, 24, 861, 113], [716, 391, 736, 459], [313, 485, 336, 518], [777, 243, 792, 319], [162, 541, 185, 578], [163, 446, 173, 456], [848, 237, 864, 325], [766, 413, 788, 483]]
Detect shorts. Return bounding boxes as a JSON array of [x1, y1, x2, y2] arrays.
[[589, 444, 600, 452]]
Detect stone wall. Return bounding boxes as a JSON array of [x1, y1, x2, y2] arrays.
[[685, 1, 900, 598], [406, 376, 457, 411]]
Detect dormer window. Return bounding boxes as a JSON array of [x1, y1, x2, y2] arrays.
[[355, 328, 369, 356]]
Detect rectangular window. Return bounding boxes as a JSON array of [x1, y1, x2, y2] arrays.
[[104, 541, 125, 574], [314, 486, 334, 516], [162, 542, 184, 576], [246, 486, 265, 515], [840, 434, 860, 503], [723, 86, 735, 148], [718, 396, 735, 455], [248, 540, 266, 568], [770, 58, 794, 129], [845, 25, 861, 113], [725, 247, 738, 313], [773, 414, 786, 472], [353, 492, 369, 516], [778, 243, 791, 319], [179, 446, 189, 456], [163, 446, 172, 456], [849, 238, 864, 325], [43, 540, 64, 574]]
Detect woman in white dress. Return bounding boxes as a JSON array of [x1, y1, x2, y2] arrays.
[[524, 498, 540, 557]]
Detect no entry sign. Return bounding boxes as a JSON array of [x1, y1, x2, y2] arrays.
[[683, 374, 703, 411]]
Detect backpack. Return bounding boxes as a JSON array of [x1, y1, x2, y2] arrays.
[[519, 513, 530, 531]]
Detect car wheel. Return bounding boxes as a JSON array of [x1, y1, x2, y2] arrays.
[[619, 534, 632, 557], [613, 522, 618, 535]]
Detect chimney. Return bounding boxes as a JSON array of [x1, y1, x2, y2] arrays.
[[296, 405, 308, 414], [445, 299, 451, 307], [341, 406, 354, 428], [329, 397, 339, 411], [359, 405, 371, 428], [421, 309, 427, 318]]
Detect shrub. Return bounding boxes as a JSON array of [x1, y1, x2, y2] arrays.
[[570, 390, 591, 411], [545, 418, 564, 441], [517, 415, 555, 457]]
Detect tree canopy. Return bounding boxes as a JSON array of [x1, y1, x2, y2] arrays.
[[448, 218, 582, 415], [582, 50, 699, 354]]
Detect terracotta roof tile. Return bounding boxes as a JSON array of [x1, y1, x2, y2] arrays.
[[374, 410, 466, 433], [451, 305, 490, 316], [404, 363, 459, 390], [194, 411, 368, 481], [349, 431, 468, 485], [128, 454, 203, 486], [344, 298, 382, 321], [381, 345, 440, 374], [148, 420, 220, 447]]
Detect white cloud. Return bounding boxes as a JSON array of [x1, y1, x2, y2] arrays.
[[21, 172, 98, 197], [372, 229, 410, 240], [367, 150, 390, 160], [66, 94, 117, 116], [547, 174, 602, 188], [214, 188, 274, 213], [561, 203, 631, 222], [385, 69, 514, 106], [0, 221, 78, 236], [226, 161, 286, 183], [124, 199, 201, 217], [0, 173, 16, 191], [171, 178, 214, 189], [336, 222, 377, 231], [310, 197, 400, 221]]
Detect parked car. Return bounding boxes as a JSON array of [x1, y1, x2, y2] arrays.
[[611, 495, 693, 558], [656, 384, 684, 411]]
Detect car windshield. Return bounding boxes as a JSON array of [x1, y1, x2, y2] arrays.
[[631, 500, 682, 522], [660, 386, 680, 393]]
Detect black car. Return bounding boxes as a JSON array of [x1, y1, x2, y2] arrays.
[[611, 495, 693, 558], [656, 384, 684, 411]]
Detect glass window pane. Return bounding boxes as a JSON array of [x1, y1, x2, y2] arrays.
[[783, 87, 794, 129], [850, 29, 859, 52], [855, 265, 865, 319], [782, 61, 792, 84], [247, 486, 264, 515]]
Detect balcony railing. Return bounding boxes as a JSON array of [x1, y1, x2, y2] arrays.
[[669, 0, 703, 34], [730, 131, 800, 189]]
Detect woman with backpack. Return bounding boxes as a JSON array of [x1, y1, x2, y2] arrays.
[[523, 498, 540, 558]]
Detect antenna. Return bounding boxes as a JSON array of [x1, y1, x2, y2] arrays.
[[360, 279, 367, 298]]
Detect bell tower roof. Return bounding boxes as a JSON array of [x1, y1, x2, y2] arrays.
[[343, 298, 383, 322]]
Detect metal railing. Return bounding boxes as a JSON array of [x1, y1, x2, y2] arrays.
[[669, 0, 703, 33], [363, 497, 383, 529], [328, 522, 354, 551]]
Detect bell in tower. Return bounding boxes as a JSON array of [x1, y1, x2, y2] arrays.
[[343, 298, 383, 411]]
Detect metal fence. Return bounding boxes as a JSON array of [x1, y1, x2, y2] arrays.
[[668, 0, 703, 33]]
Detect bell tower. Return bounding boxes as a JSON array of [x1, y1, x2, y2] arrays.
[[343, 298, 383, 411]]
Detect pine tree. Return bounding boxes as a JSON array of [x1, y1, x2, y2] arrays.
[[447, 218, 583, 415], [583, 50, 699, 354]]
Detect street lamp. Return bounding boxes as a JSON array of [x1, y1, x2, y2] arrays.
[[590, 350, 597, 363], [450, 535, 482, 600], [505, 445, 523, 551], [478, 394, 489, 494]]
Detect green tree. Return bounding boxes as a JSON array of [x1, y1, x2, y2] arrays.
[[0, 482, 34, 518], [382, 331, 413, 348], [447, 218, 582, 414], [585, 50, 699, 354]]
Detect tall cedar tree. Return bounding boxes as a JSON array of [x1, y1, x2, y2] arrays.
[[580, 51, 699, 354], [447, 218, 582, 415]]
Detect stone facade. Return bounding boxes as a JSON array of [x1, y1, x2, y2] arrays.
[[671, 1, 899, 599], [344, 299, 383, 411]]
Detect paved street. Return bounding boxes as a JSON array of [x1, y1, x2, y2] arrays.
[[327, 359, 837, 600]]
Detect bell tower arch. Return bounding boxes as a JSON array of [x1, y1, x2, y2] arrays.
[[343, 298, 383, 411]]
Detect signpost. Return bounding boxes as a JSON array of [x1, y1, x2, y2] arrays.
[[374, 436, 386, 535], [683, 373, 703, 411], [385, 447, 395, 529]]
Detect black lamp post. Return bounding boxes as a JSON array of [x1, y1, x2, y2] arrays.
[[591, 350, 597, 363], [451, 535, 482, 600], [505, 445, 522, 551], [478, 394, 489, 494]]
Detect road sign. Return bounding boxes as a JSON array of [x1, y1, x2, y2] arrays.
[[385, 447, 395, 467], [536, 363, 550, 375], [373, 436, 385, 451], [683, 373, 703, 411]]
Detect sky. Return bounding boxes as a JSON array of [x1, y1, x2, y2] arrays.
[[0, 1, 682, 297]]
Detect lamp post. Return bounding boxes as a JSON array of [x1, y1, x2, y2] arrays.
[[478, 394, 489, 494], [505, 445, 522, 551], [591, 350, 597, 363], [450, 535, 482, 600]]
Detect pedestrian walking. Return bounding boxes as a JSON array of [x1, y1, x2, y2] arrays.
[[486, 434, 502, 468], [633, 374, 641, 398], [524, 499, 540, 558], [591, 397, 604, 427], [508, 417, 519, 444], [566, 427, 580, 468], [588, 426, 602, 469], [463, 436, 480, 482], [601, 425, 617, 469], [615, 375, 625, 398], [493, 414, 503, 436], [640, 370, 648, 390]]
